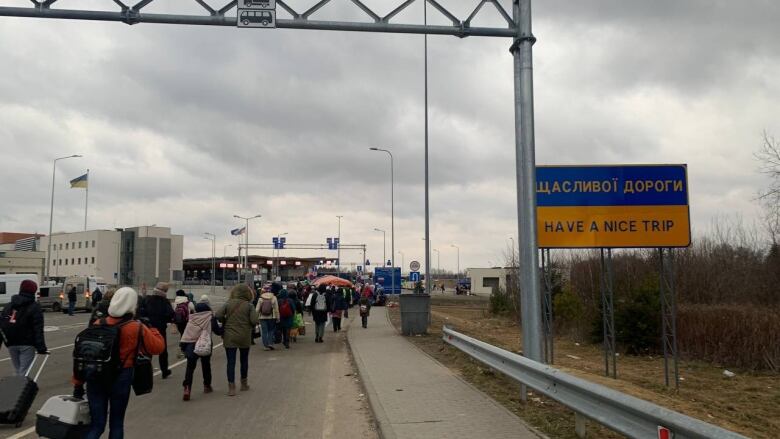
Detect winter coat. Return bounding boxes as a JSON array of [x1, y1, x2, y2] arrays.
[[358, 297, 371, 316], [334, 290, 348, 311], [276, 290, 295, 329], [0, 292, 47, 352], [67, 287, 77, 302], [216, 287, 259, 349], [180, 309, 222, 357], [255, 292, 279, 321], [138, 293, 174, 334]]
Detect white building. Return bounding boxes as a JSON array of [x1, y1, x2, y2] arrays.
[[466, 267, 512, 296], [40, 226, 183, 286], [0, 250, 46, 277]]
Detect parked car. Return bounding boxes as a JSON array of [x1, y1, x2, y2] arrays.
[[0, 274, 40, 306], [37, 283, 63, 312]]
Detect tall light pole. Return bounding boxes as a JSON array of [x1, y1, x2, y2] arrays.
[[369, 147, 395, 294], [422, 0, 431, 296], [336, 215, 343, 276], [433, 248, 440, 285], [398, 251, 405, 275], [509, 236, 516, 267], [233, 214, 261, 283], [451, 244, 460, 283], [374, 228, 386, 272], [204, 233, 216, 294], [223, 244, 232, 287], [275, 232, 288, 280], [46, 154, 82, 280]]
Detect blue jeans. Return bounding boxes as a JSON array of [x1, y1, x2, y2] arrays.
[[7, 345, 35, 376], [260, 319, 275, 347], [225, 347, 249, 383], [86, 368, 134, 439], [68, 300, 76, 315]]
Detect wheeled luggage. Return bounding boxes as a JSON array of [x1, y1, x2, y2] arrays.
[[0, 354, 48, 427], [35, 395, 91, 439]]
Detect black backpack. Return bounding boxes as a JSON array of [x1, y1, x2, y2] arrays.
[[72, 318, 131, 384], [0, 303, 31, 346]]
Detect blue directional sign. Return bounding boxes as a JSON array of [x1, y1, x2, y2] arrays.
[[326, 237, 340, 250], [273, 236, 286, 249], [409, 271, 420, 282]]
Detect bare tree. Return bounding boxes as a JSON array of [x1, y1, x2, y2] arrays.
[[755, 131, 780, 243]]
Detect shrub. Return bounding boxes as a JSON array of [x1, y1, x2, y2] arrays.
[[489, 287, 514, 317]]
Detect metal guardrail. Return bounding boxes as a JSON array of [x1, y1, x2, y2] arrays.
[[442, 327, 749, 439]]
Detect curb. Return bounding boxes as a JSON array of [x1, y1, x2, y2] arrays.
[[345, 314, 397, 439]]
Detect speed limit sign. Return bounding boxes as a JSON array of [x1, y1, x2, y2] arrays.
[[409, 260, 421, 272]]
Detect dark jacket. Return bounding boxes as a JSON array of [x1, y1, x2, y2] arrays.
[[277, 290, 296, 329], [138, 294, 174, 334], [67, 287, 77, 302], [90, 297, 111, 321], [358, 297, 371, 316], [91, 288, 103, 307], [334, 290, 348, 311], [308, 291, 331, 324], [0, 293, 47, 352]]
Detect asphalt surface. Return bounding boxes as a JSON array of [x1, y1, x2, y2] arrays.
[[0, 289, 377, 439]]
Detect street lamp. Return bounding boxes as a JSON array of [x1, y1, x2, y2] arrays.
[[233, 214, 262, 282], [451, 244, 460, 283], [374, 228, 386, 271], [336, 215, 343, 276], [369, 147, 395, 294], [46, 154, 82, 280], [203, 233, 216, 294], [223, 244, 232, 287], [398, 251, 405, 275]]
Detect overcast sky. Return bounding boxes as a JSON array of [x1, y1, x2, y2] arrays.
[[1, 0, 779, 272]]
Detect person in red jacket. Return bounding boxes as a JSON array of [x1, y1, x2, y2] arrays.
[[72, 287, 165, 439]]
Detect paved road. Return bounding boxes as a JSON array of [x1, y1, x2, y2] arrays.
[[0, 290, 376, 439]]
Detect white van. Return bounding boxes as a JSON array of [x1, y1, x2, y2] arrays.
[[0, 274, 40, 306], [61, 276, 106, 313]]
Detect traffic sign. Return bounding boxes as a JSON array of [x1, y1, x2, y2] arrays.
[[409, 260, 420, 271], [537, 165, 691, 248], [409, 271, 420, 282], [237, 0, 276, 28]]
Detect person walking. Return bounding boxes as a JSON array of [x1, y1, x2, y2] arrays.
[[358, 295, 371, 328], [174, 290, 195, 358], [0, 279, 48, 375], [332, 288, 347, 332], [216, 284, 259, 396], [137, 282, 174, 379], [256, 285, 279, 351], [90, 288, 116, 321], [91, 287, 103, 309], [276, 287, 296, 349], [72, 287, 165, 439], [309, 285, 330, 343], [180, 297, 222, 401], [67, 284, 77, 316]]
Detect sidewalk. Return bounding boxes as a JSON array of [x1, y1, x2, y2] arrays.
[[348, 307, 542, 439]]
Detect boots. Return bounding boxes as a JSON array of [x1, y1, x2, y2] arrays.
[[228, 383, 236, 396], [183, 386, 191, 401], [203, 385, 213, 394], [240, 379, 250, 391]]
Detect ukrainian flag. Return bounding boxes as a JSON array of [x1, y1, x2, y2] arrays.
[[70, 173, 88, 189]]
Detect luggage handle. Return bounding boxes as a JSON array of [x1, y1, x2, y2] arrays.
[[24, 353, 50, 383]]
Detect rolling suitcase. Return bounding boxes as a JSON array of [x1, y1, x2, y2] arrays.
[[35, 395, 91, 439], [0, 354, 49, 427]]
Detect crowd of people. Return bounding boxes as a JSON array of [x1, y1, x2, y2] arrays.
[[0, 277, 378, 438]]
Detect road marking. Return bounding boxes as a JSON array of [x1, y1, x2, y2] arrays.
[[0, 343, 74, 363], [3, 342, 225, 439]]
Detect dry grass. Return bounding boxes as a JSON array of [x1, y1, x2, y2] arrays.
[[389, 298, 780, 439]]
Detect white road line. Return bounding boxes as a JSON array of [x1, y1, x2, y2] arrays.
[[3, 342, 224, 439], [0, 344, 74, 363]]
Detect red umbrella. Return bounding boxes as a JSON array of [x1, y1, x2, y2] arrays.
[[312, 275, 354, 288]]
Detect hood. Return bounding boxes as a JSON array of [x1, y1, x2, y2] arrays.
[[188, 310, 212, 328], [11, 293, 35, 307], [174, 296, 190, 305], [260, 292, 274, 300], [278, 289, 289, 300], [230, 285, 254, 302]]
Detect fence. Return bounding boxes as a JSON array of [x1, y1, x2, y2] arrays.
[[442, 327, 747, 439]]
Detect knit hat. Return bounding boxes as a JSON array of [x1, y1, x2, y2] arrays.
[[175, 289, 187, 297], [19, 279, 38, 295], [199, 295, 210, 304], [154, 282, 169, 293], [108, 287, 138, 318]]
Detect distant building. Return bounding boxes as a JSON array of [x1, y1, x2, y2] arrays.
[[466, 267, 512, 296], [0, 250, 46, 277], [0, 232, 43, 251], [184, 255, 329, 284], [40, 226, 183, 287]]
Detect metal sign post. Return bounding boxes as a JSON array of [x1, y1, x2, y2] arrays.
[[0, 0, 544, 364], [600, 248, 617, 379], [659, 248, 680, 389], [540, 248, 554, 364]]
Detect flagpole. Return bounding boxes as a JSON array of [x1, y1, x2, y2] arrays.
[[84, 169, 89, 231]]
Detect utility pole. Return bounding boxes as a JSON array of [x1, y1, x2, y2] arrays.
[[223, 244, 232, 287], [204, 233, 216, 294], [512, 0, 542, 362], [336, 215, 343, 276], [46, 154, 81, 280]]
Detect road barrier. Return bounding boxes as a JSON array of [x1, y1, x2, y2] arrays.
[[442, 327, 748, 439]]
